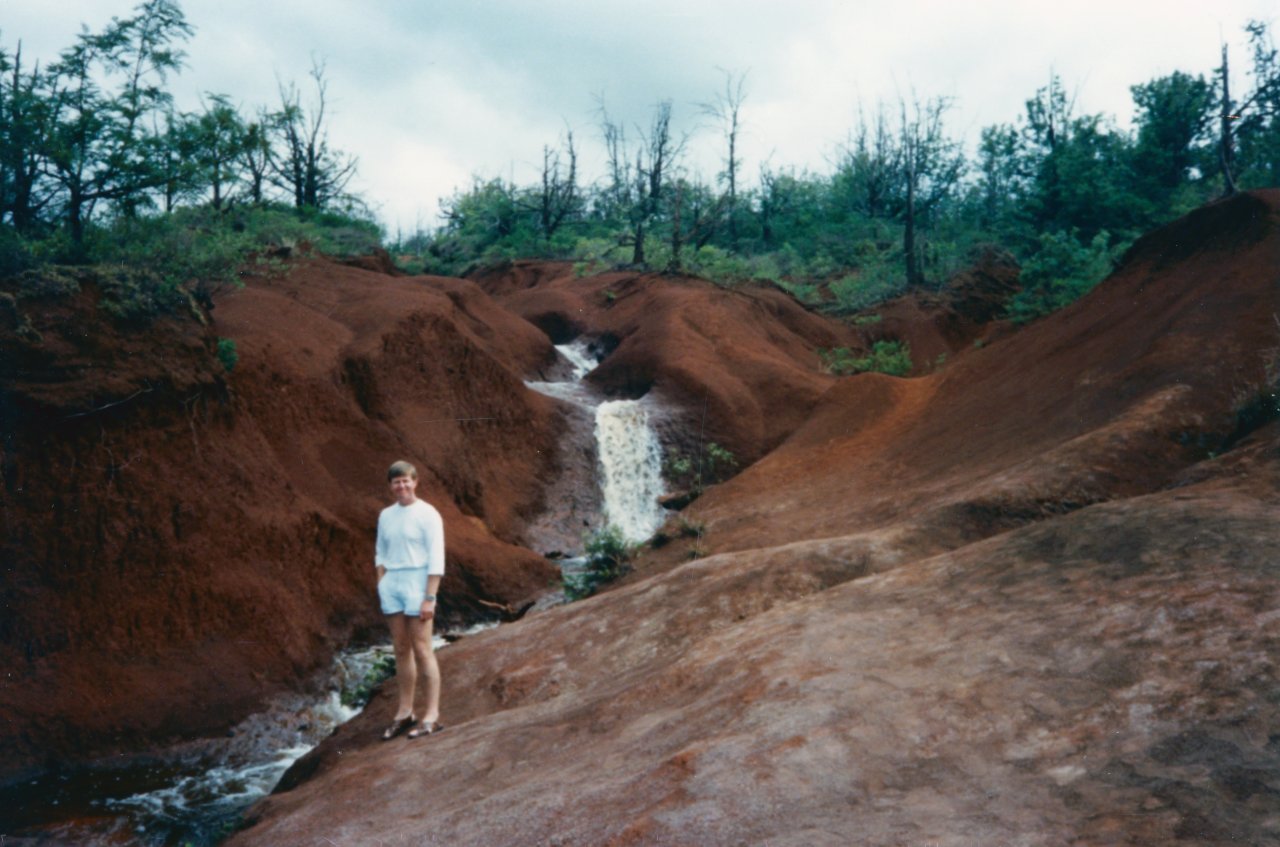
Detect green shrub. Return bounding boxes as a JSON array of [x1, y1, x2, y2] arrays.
[[570, 236, 626, 276], [216, 338, 239, 372], [5, 204, 384, 322], [1006, 229, 1117, 323], [820, 340, 913, 376], [677, 517, 705, 537], [97, 268, 190, 322], [340, 652, 397, 709], [0, 227, 38, 277], [564, 524, 639, 600], [663, 441, 739, 494], [774, 278, 821, 305], [827, 260, 906, 312]]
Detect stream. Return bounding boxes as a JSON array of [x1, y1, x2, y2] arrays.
[[5, 339, 669, 846], [0, 634, 470, 846]]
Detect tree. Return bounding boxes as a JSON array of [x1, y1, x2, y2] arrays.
[[834, 104, 900, 220], [1235, 20, 1280, 189], [153, 108, 199, 212], [524, 129, 578, 244], [972, 123, 1024, 234], [43, 0, 192, 245], [0, 41, 56, 232], [1129, 71, 1213, 209], [699, 69, 748, 245], [832, 97, 963, 285], [239, 109, 272, 204], [1020, 74, 1141, 241], [756, 164, 824, 249], [1216, 40, 1241, 195], [435, 176, 523, 265], [1021, 74, 1077, 228], [268, 59, 357, 210], [631, 99, 681, 265], [665, 174, 722, 272], [593, 94, 631, 225], [188, 93, 250, 208], [595, 98, 683, 267], [896, 95, 964, 286]]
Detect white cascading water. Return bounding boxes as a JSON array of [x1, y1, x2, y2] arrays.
[[595, 399, 666, 542], [527, 340, 667, 544]]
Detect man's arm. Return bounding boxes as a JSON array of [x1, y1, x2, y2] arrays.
[[421, 574, 442, 619]]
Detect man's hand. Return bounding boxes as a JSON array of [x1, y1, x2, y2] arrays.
[[420, 596, 437, 620]]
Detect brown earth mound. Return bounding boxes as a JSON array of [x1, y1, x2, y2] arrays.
[[858, 244, 1022, 372], [472, 263, 860, 466], [0, 258, 563, 782], [230, 192, 1280, 846], [686, 190, 1280, 559]]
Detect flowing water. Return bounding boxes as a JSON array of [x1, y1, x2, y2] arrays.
[[595, 398, 666, 542], [526, 340, 667, 544], [1, 631, 482, 846]]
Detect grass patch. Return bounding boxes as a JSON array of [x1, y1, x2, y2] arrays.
[[820, 340, 913, 376]]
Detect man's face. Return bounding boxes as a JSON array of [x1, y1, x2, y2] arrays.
[[389, 474, 418, 505]]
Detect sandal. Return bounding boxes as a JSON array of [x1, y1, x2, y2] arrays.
[[381, 715, 416, 741], [407, 720, 444, 739]]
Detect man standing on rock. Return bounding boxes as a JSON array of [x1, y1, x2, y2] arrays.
[[376, 460, 445, 740]]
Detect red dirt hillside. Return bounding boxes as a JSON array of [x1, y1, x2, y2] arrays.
[[229, 192, 1280, 846], [0, 258, 563, 782], [470, 263, 861, 466], [686, 190, 1280, 558]]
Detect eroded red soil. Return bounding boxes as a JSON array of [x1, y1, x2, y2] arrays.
[[4, 191, 1280, 846], [0, 260, 565, 779], [233, 192, 1280, 846]]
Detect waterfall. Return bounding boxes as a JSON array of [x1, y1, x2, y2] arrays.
[[595, 399, 666, 542], [526, 340, 667, 548]]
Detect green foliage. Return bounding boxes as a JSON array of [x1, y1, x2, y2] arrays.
[[216, 337, 238, 372], [563, 525, 638, 600], [390, 28, 1280, 328], [0, 3, 363, 253], [0, 228, 38, 276], [1130, 72, 1214, 208], [677, 516, 706, 537], [5, 204, 381, 322], [96, 267, 189, 322], [663, 441, 739, 494], [1005, 229, 1118, 323], [570, 236, 624, 276], [827, 247, 907, 312], [340, 652, 397, 709], [1235, 21, 1280, 190], [820, 340, 913, 376]]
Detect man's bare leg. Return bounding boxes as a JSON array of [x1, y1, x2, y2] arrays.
[[386, 612, 418, 720], [408, 614, 441, 733]]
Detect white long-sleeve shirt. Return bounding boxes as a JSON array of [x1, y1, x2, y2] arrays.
[[375, 499, 445, 574]]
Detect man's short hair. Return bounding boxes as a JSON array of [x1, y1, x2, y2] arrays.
[[387, 460, 418, 482]]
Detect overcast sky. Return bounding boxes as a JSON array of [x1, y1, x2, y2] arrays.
[[3, 1, 1275, 234]]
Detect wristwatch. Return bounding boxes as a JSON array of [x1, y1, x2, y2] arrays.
[[424, 594, 437, 602]]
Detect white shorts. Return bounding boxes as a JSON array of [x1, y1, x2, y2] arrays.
[[378, 567, 429, 616]]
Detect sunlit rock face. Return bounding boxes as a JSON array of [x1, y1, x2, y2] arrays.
[[230, 194, 1280, 846]]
